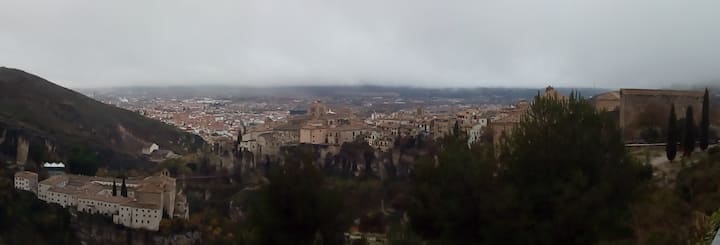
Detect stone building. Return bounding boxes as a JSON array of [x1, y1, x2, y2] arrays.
[[456, 108, 484, 128], [300, 120, 329, 144], [592, 91, 621, 112], [14, 171, 38, 194], [22, 170, 185, 231], [430, 116, 455, 139], [467, 123, 487, 146], [309, 100, 330, 118], [239, 100, 370, 165], [490, 109, 525, 145], [617, 89, 703, 141]]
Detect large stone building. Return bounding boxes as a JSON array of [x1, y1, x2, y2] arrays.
[[241, 101, 370, 157], [14, 171, 38, 194], [592, 91, 621, 112], [18, 170, 187, 231], [619, 89, 703, 141], [591, 89, 704, 141]]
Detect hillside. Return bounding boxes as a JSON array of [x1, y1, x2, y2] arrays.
[[0, 67, 204, 168]]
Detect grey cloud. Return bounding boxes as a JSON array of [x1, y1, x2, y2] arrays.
[[1, 0, 719, 88]]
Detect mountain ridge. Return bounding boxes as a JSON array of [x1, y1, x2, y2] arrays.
[[0, 67, 204, 169]]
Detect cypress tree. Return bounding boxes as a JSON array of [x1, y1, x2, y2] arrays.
[[700, 88, 710, 150], [112, 180, 117, 196], [453, 120, 460, 137], [120, 178, 128, 197], [683, 106, 697, 157], [666, 104, 678, 161]]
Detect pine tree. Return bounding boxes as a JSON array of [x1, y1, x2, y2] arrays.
[[408, 93, 651, 243], [120, 178, 128, 197], [112, 180, 117, 196], [248, 146, 348, 244], [666, 104, 678, 161], [683, 106, 697, 157], [700, 88, 710, 150]]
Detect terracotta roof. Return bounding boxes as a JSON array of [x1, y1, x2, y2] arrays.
[[123, 201, 161, 209], [40, 175, 68, 186], [15, 171, 37, 179], [77, 192, 131, 204], [492, 109, 526, 124], [593, 91, 620, 100], [328, 124, 368, 131]]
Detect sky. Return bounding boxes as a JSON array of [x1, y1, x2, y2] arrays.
[[1, 0, 719, 89]]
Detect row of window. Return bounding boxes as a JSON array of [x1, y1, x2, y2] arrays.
[[135, 219, 155, 224]]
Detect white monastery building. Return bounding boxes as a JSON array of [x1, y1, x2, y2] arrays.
[[15, 169, 188, 231]]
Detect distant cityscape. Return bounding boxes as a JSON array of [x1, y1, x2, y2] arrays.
[[84, 86, 718, 159]]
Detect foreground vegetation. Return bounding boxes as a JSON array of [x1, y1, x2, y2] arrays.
[[2, 91, 719, 245], [0, 166, 78, 244], [126, 94, 720, 245]]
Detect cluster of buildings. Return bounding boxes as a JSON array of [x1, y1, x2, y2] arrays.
[[106, 86, 712, 161], [238, 100, 495, 159], [487, 87, 710, 144], [13, 169, 189, 231], [106, 97, 292, 144], [593, 88, 706, 141], [239, 101, 371, 156]]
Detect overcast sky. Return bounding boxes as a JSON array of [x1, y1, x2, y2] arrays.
[[1, 0, 719, 88]]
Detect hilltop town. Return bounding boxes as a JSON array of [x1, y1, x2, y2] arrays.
[[8, 82, 719, 244], [88, 86, 719, 162]]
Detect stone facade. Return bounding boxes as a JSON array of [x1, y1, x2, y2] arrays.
[[14, 171, 38, 194], [593, 91, 621, 112], [25, 171, 185, 231], [467, 123, 487, 146], [618, 89, 703, 141]]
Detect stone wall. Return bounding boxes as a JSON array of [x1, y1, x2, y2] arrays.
[[619, 89, 703, 141]]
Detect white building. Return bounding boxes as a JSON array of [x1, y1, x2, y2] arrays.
[[29, 171, 184, 231], [114, 203, 163, 231], [14, 171, 38, 194], [467, 123, 488, 146], [141, 143, 159, 155]]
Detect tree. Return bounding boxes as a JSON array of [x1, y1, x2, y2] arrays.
[[701, 88, 710, 150], [66, 147, 98, 176], [248, 146, 348, 245], [409, 95, 649, 244], [452, 120, 461, 137], [409, 135, 500, 243], [497, 93, 651, 244], [112, 180, 117, 196], [120, 178, 128, 197], [683, 106, 697, 157], [667, 104, 678, 161]]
